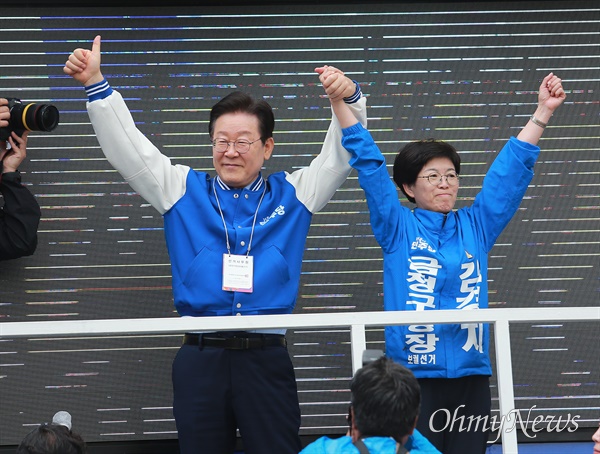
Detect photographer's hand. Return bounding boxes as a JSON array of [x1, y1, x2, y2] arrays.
[[0, 131, 28, 173], [0, 98, 9, 129], [63, 35, 104, 87]]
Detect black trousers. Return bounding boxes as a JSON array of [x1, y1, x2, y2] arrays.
[[172, 338, 301, 454], [416, 375, 491, 454]]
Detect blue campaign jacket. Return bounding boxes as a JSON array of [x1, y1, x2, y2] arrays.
[[300, 430, 441, 454], [85, 80, 367, 317], [164, 171, 316, 316], [342, 123, 540, 378]]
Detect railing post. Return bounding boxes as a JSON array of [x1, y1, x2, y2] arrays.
[[350, 323, 367, 374], [494, 319, 518, 454]]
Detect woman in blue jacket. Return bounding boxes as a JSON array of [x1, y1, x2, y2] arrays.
[[318, 67, 566, 454]]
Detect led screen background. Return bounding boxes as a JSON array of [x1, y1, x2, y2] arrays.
[[0, 1, 598, 446]]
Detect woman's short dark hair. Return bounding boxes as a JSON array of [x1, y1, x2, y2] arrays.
[[17, 423, 87, 454], [393, 139, 461, 203], [350, 356, 421, 443], [208, 91, 275, 143]]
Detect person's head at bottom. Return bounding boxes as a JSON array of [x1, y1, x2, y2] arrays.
[[592, 423, 600, 454], [349, 356, 421, 447], [17, 422, 86, 454]]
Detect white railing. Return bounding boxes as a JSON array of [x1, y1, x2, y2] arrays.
[[1, 306, 598, 454]]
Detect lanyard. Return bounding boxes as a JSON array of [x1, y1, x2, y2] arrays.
[[213, 178, 267, 256]]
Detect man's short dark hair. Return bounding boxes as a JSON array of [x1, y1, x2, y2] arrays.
[[208, 91, 275, 143], [350, 356, 420, 443], [393, 139, 461, 203], [17, 423, 86, 454]]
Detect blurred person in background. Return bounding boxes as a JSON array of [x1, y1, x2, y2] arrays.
[[17, 411, 86, 454], [300, 356, 440, 454]]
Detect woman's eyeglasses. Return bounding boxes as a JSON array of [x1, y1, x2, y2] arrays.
[[417, 172, 459, 186]]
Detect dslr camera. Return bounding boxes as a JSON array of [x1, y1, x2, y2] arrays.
[[0, 97, 59, 141]]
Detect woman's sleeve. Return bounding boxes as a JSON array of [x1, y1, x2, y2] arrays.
[[343, 123, 404, 253]]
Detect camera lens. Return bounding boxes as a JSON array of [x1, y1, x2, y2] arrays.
[[0, 98, 60, 141], [21, 103, 60, 133]]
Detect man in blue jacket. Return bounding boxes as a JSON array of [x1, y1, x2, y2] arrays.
[[319, 66, 565, 454], [300, 356, 440, 454], [63, 37, 367, 454]]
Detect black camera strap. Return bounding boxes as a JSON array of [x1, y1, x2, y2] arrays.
[[353, 438, 409, 454], [352, 439, 371, 454]]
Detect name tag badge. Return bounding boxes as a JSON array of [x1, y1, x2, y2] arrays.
[[222, 254, 254, 293]]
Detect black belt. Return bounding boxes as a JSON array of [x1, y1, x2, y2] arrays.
[[183, 332, 286, 350]]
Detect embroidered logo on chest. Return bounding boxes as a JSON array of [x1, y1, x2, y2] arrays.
[[260, 204, 285, 226], [411, 236, 437, 253]]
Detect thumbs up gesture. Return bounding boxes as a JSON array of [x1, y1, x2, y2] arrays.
[[63, 35, 104, 87]]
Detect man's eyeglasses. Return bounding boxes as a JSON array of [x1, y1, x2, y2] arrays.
[[417, 172, 460, 186], [211, 138, 261, 154]]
